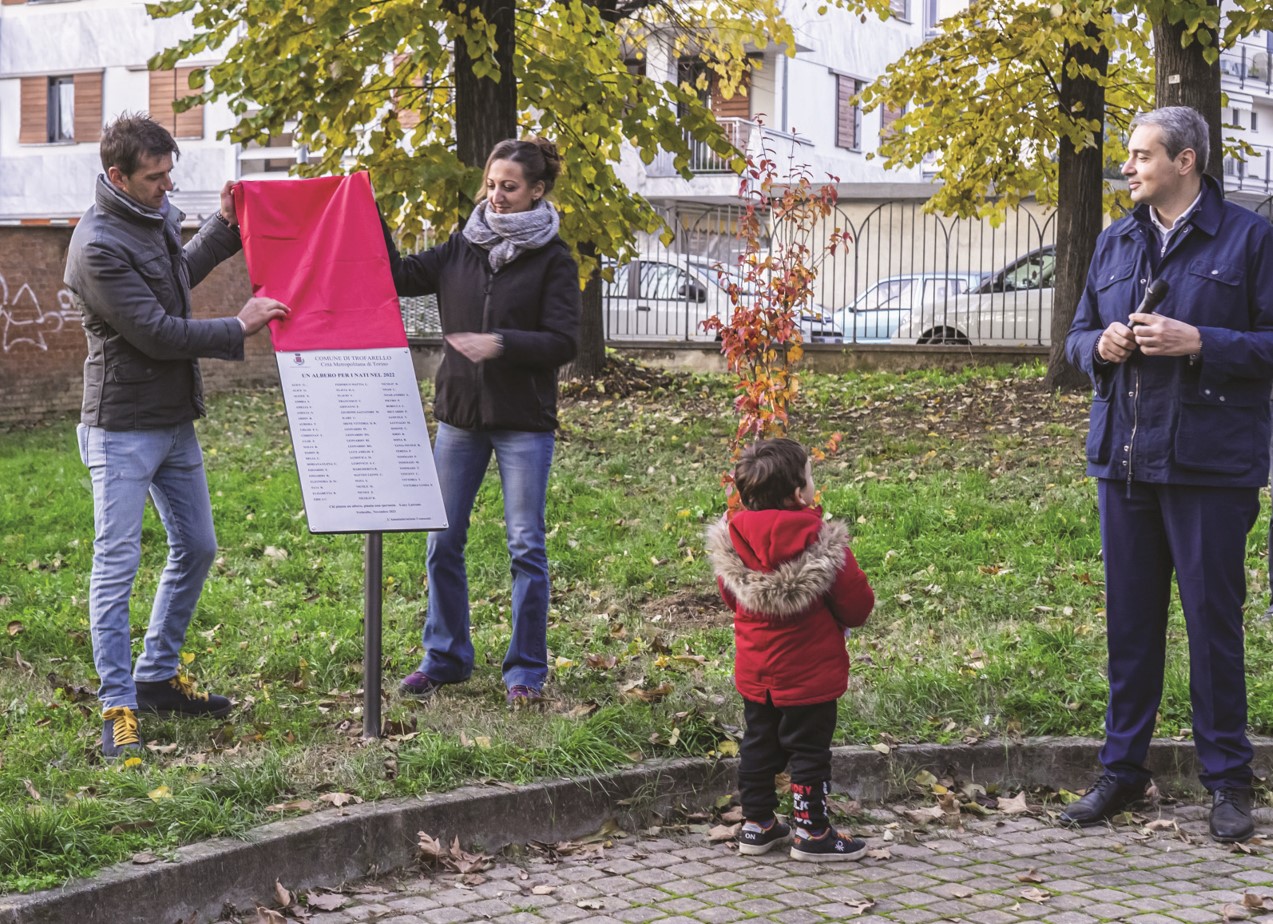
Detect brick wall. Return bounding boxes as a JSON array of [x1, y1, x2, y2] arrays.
[[0, 225, 280, 424]]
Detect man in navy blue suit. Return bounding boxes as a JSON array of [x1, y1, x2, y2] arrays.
[[1064, 106, 1273, 843]]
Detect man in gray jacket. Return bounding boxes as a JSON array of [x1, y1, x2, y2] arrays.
[[65, 113, 288, 758]]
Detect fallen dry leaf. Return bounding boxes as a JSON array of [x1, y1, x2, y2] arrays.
[[1016, 869, 1046, 884], [441, 836, 494, 875], [620, 681, 674, 703], [949, 885, 974, 898], [1021, 887, 1051, 903], [866, 847, 892, 860], [275, 881, 292, 908], [131, 852, 159, 865], [319, 792, 363, 808], [912, 770, 939, 789], [265, 800, 315, 814], [577, 899, 604, 910], [23, 779, 40, 801], [1222, 903, 1251, 922], [1243, 893, 1273, 911], [719, 805, 744, 824], [827, 795, 861, 816], [1144, 818, 1177, 832], [418, 831, 445, 863], [997, 791, 1031, 814], [254, 908, 287, 924], [531, 885, 556, 896], [903, 805, 945, 825], [304, 892, 346, 911], [843, 899, 875, 916], [707, 823, 739, 843]]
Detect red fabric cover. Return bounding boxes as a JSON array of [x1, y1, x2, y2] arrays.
[[234, 172, 406, 351], [718, 506, 874, 707]]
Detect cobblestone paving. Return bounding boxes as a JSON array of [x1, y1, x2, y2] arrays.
[[234, 802, 1273, 923]]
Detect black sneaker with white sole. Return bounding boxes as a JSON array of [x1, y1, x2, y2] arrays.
[[790, 826, 867, 862], [737, 818, 792, 855]]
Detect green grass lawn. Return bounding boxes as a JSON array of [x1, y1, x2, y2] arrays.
[[2, 359, 1272, 891]]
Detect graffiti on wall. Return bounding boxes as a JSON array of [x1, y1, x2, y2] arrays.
[[1, 274, 79, 352]]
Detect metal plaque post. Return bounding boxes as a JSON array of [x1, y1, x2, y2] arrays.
[[363, 531, 383, 739]]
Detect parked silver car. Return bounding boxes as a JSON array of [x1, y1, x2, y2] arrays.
[[835, 272, 985, 343], [604, 258, 843, 343], [891, 246, 1056, 345]]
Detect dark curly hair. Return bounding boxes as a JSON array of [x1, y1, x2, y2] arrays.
[[734, 438, 809, 511], [100, 113, 180, 177]]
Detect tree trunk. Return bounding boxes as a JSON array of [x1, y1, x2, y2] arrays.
[[564, 242, 608, 379], [1153, 3, 1223, 187], [1045, 24, 1108, 392], [447, 0, 518, 174]]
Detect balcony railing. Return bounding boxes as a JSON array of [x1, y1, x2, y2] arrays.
[[1223, 143, 1273, 196], [1219, 46, 1273, 95], [645, 119, 811, 178]]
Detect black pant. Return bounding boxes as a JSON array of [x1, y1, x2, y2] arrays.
[[738, 694, 838, 825]]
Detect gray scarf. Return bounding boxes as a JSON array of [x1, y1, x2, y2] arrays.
[[462, 199, 560, 271]]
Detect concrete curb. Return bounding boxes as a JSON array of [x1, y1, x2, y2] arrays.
[[2, 735, 1269, 924]]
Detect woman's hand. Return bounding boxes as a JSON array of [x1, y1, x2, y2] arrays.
[[445, 332, 503, 362]]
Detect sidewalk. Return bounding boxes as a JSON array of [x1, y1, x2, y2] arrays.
[[220, 800, 1273, 924], [3, 739, 1271, 924]]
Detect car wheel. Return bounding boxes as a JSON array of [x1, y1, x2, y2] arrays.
[[917, 326, 970, 346]]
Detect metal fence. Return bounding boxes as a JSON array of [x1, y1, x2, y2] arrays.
[[1224, 144, 1273, 197], [602, 200, 1057, 346], [401, 194, 1273, 347]]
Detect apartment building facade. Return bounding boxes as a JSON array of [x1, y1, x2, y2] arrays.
[[0, 0, 300, 225]]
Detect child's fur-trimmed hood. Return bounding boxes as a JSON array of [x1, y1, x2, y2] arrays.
[[706, 512, 850, 619]]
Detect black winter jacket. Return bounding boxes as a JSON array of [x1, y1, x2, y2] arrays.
[[65, 176, 245, 430], [383, 221, 580, 431]]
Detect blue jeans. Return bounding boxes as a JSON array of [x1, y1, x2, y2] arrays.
[[419, 423, 555, 689], [77, 423, 218, 710]]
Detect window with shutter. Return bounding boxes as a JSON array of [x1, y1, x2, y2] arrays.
[[74, 72, 103, 143], [20, 74, 99, 144], [20, 77, 48, 144], [880, 104, 903, 142], [835, 75, 862, 151], [890, 0, 910, 19], [48, 76, 75, 142], [710, 67, 751, 121], [149, 68, 205, 140]]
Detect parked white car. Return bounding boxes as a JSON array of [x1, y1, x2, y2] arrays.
[[604, 258, 843, 344], [891, 246, 1056, 345], [835, 272, 985, 343]]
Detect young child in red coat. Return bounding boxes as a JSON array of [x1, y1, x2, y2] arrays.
[[707, 438, 875, 861]]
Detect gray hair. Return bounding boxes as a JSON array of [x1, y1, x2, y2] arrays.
[[1130, 106, 1209, 173]]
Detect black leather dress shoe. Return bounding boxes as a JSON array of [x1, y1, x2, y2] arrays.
[[1058, 774, 1148, 826], [1210, 788, 1255, 843]]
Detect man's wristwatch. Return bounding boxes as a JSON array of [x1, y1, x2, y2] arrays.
[[214, 211, 240, 231]]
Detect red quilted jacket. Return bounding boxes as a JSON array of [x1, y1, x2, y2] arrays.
[[706, 506, 874, 706]]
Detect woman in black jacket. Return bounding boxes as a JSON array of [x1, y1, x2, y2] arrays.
[[384, 137, 580, 709]]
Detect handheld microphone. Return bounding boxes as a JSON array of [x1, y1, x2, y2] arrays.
[[1129, 278, 1170, 326]]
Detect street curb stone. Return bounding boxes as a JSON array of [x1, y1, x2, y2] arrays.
[[1, 735, 1268, 924]]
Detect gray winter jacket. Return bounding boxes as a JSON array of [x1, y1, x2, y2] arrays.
[[65, 175, 246, 430]]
